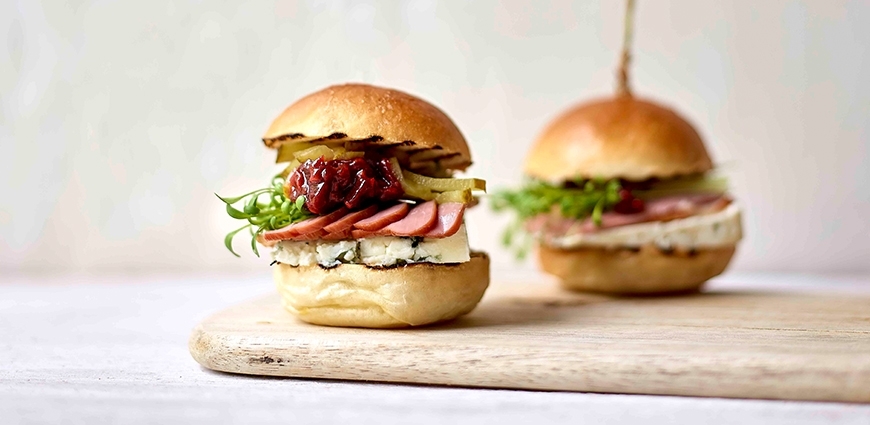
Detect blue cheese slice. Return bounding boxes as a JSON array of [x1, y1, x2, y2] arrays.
[[272, 225, 470, 267], [543, 204, 742, 250]]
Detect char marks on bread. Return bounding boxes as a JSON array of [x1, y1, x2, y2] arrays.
[[262, 83, 473, 173]]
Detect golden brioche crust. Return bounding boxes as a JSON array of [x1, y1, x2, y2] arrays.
[[524, 95, 713, 182], [262, 83, 472, 170], [537, 244, 735, 294], [274, 253, 490, 328]]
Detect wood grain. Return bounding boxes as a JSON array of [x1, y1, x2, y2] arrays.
[[189, 282, 870, 402]]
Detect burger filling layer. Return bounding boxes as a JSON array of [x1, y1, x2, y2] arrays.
[[538, 203, 741, 250], [491, 174, 742, 256], [216, 143, 486, 259], [272, 224, 471, 267]]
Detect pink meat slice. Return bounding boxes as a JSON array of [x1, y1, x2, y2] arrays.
[[383, 200, 438, 237], [261, 207, 348, 242], [256, 233, 276, 247], [524, 194, 729, 237], [424, 203, 466, 238], [322, 205, 379, 234], [260, 218, 316, 242], [293, 229, 328, 241], [525, 213, 580, 236], [353, 203, 409, 231], [350, 229, 380, 239], [579, 194, 728, 232], [321, 229, 353, 241], [295, 208, 349, 236]]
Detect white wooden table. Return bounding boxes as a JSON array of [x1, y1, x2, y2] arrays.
[[2, 270, 869, 425]]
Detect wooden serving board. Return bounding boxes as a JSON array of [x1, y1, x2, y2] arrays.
[[189, 282, 870, 402]]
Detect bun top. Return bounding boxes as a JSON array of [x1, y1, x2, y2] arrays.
[[263, 83, 472, 171], [524, 95, 713, 181]]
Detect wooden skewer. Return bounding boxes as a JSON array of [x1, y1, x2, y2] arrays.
[[616, 0, 636, 97]]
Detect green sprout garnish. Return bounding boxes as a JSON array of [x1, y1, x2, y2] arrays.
[[490, 178, 622, 259], [490, 173, 730, 259], [216, 175, 311, 257]]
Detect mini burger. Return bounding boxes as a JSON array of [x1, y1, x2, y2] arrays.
[[493, 96, 742, 294], [492, 1, 742, 295], [217, 84, 489, 328]]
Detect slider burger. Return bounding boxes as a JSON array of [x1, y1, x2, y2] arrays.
[[493, 95, 743, 294], [492, 0, 742, 295], [217, 84, 489, 328]]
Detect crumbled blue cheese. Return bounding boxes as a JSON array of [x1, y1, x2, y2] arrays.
[[271, 242, 319, 266], [359, 237, 417, 266], [544, 204, 742, 250], [414, 228, 471, 263], [315, 240, 358, 267], [272, 225, 470, 267]]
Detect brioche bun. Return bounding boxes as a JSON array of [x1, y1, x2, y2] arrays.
[[262, 83, 472, 171], [537, 243, 735, 294], [524, 95, 712, 182], [274, 253, 490, 328]]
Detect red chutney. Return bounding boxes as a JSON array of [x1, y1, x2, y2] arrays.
[[613, 189, 645, 214], [287, 157, 404, 215]]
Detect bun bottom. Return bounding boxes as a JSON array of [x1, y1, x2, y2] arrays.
[[537, 244, 735, 295], [274, 252, 490, 328]]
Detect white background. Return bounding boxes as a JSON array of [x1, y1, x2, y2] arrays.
[[1, 0, 868, 274]]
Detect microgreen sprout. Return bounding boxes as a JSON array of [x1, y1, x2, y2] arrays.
[[216, 175, 311, 257], [490, 178, 622, 259]]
